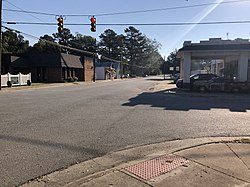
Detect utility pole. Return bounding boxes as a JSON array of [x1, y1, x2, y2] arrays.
[[0, 0, 2, 90]]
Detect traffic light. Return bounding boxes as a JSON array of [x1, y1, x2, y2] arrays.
[[90, 16, 96, 32], [57, 16, 64, 33]]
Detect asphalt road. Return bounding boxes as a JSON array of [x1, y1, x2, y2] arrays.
[[0, 77, 250, 187]]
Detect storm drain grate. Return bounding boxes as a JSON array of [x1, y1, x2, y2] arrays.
[[124, 154, 189, 180]]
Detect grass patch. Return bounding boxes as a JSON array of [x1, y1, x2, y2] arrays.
[[233, 138, 250, 144], [31, 83, 48, 87]]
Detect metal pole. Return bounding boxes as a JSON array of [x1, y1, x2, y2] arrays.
[[0, 0, 2, 90], [93, 52, 96, 82], [163, 56, 166, 80], [93, 38, 96, 82], [120, 52, 123, 79]]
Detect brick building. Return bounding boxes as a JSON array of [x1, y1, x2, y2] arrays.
[[2, 53, 94, 83]]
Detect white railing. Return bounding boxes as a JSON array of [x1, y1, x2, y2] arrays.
[[1, 73, 31, 87]]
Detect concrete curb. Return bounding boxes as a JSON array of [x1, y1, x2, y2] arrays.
[[0, 79, 125, 93], [20, 136, 250, 187]]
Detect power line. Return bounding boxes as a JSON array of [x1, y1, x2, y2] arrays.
[[2, 26, 122, 63], [3, 8, 58, 17], [4, 20, 250, 26], [4, 0, 45, 22], [94, 0, 250, 17], [3, 26, 161, 70], [2, 25, 94, 55], [2, 0, 250, 17], [2, 26, 152, 68]]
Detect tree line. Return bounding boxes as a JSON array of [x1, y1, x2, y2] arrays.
[[2, 26, 165, 76]]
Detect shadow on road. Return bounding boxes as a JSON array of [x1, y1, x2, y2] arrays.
[[0, 134, 105, 156], [122, 88, 250, 112]]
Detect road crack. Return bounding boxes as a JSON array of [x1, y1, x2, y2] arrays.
[[184, 157, 250, 184], [226, 143, 250, 171]]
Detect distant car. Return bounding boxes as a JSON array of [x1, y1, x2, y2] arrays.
[[123, 74, 130, 78], [170, 73, 180, 83], [130, 75, 137, 78], [176, 73, 218, 89]]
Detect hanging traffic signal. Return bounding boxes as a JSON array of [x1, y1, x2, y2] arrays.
[[57, 16, 64, 33], [90, 16, 96, 32]]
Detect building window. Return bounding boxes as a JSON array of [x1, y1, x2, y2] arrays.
[[224, 60, 238, 80]]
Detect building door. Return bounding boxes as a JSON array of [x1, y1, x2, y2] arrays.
[[37, 67, 42, 82], [37, 67, 47, 82]]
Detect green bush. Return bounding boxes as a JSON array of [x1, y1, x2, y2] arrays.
[[66, 77, 74, 82]]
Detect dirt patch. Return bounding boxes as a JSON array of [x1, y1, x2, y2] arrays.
[[149, 80, 176, 92]]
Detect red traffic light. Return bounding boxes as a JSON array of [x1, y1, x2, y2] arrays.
[[57, 17, 63, 23], [90, 16, 96, 32], [91, 17, 96, 23], [57, 16, 64, 33]]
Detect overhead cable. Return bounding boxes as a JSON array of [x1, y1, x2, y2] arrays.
[[4, 20, 250, 26], [3, 0, 250, 17]]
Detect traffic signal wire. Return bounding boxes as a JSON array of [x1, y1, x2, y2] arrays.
[[3, 0, 250, 17], [4, 0, 45, 22], [4, 20, 250, 26], [91, 0, 250, 17]]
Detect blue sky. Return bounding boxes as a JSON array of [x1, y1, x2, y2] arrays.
[[3, 0, 250, 57]]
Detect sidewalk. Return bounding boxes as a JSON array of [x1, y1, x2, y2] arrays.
[[21, 137, 250, 187], [0, 79, 120, 92]]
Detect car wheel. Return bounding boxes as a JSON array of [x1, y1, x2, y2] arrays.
[[199, 86, 206, 92], [231, 87, 240, 93], [176, 82, 183, 88]]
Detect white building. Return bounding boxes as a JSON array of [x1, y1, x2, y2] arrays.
[[177, 38, 250, 88], [95, 61, 121, 80]]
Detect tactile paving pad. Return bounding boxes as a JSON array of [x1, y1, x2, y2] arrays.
[[124, 154, 189, 180]]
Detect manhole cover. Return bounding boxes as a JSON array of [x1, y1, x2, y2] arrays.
[[124, 154, 189, 180]]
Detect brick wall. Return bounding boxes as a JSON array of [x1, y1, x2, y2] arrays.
[[47, 68, 62, 82], [31, 67, 63, 83]]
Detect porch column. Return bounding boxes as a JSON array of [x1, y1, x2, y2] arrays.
[[180, 59, 184, 79], [65, 68, 68, 79], [238, 52, 248, 82], [216, 61, 219, 75], [183, 52, 191, 88]]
